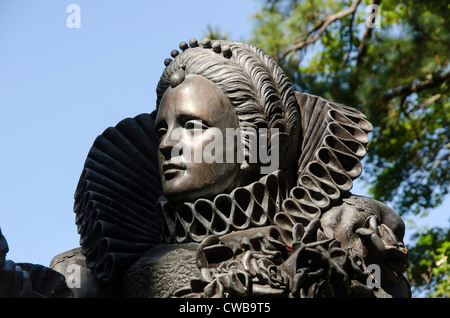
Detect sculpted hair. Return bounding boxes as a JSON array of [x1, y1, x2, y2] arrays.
[[156, 40, 302, 178]]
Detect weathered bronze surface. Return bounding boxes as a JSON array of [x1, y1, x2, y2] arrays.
[[0, 39, 410, 298], [156, 75, 241, 203]]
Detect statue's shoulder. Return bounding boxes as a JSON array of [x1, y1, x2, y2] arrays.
[[50, 247, 119, 297]]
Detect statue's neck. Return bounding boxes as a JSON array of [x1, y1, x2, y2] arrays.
[[157, 170, 289, 243]]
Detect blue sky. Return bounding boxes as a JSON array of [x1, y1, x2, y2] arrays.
[[0, 1, 448, 267]]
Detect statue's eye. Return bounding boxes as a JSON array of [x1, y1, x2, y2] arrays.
[[156, 127, 167, 139], [184, 119, 208, 131]]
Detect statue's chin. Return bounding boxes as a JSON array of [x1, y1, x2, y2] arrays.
[[162, 170, 241, 204]]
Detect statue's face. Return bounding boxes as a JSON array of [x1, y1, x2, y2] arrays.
[[155, 75, 241, 203]]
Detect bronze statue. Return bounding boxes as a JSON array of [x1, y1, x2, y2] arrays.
[[0, 39, 410, 298]]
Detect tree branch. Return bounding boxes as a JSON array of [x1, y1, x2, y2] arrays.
[[278, 0, 362, 61], [382, 71, 450, 101], [340, 11, 356, 69]]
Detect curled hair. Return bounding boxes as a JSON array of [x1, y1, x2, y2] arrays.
[[156, 40, 302, 179]]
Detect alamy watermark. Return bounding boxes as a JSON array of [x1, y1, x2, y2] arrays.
[[161, 123, 280, 175], [366, 263, 381, 289], [66, 264, 81, 288], [366, 4, 381, 29], [66, 4, 81, 29]]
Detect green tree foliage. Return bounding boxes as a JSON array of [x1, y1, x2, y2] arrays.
[[242, 0, 449, 297], [408, 225, 450, 297]]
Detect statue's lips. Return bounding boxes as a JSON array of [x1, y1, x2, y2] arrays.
[[162, 162, 186, 180]]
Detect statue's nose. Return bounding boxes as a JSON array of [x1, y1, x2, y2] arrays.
[[159, 131, 182, 160]]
